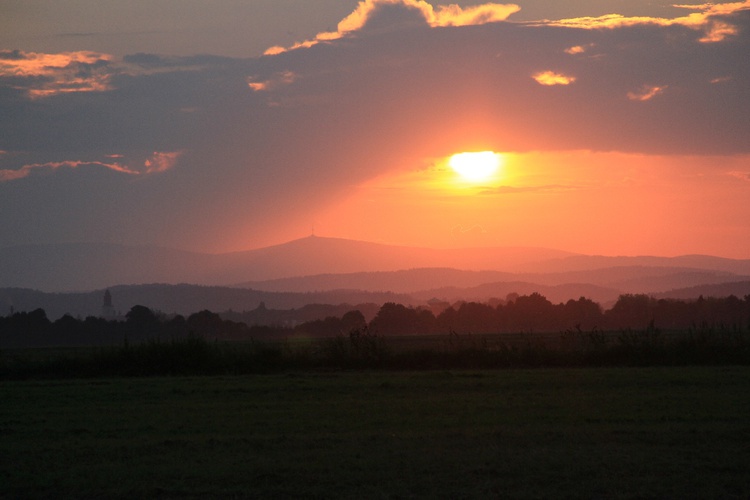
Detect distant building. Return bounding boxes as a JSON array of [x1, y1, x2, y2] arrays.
[[102, 289, 115, 319]]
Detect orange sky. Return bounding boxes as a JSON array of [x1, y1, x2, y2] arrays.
[[293, 151, 748, 258]]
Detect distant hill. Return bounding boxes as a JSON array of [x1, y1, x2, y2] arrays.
[[241, 266, 748, 296], [0, 236, 576, 292], [236, 268, 518, 294], [215, 236, 577, 284], [652, 281, 750, 301], [529, 254, 750, 276]]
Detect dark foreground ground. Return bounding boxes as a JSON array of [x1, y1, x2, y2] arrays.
[[2, 367, 749, 499]]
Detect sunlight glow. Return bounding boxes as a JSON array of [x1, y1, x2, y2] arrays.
[[448, 151, 502, 183]]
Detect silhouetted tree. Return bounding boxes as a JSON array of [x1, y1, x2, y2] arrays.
[[436, 306, 458, 333], [370, 302, 434, 335], [606, 294, 655, 329], [163, 314, 189, 338], [188, 310, 223, 338], [506, 293, 557, 331], [341, 310, 367, 333], [452, 302, 497, 333], [562, 297, 603, 331], [53, 314, 82, 343], [125, 305, 161, 339]]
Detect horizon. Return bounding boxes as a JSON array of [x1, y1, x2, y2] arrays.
[[3, 231, 750, 295], [2, 1, 749, 263], [2, 232, 750, 261]]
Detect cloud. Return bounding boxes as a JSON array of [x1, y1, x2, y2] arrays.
[[265, 0, 520, 54], [627, 85, 668, 101], [429, 3, 521, 26], [0, 160, 136, 182], [142, 151, 182, 174], [564, 44, 591, 55], [252, 3, 750, 154], [0, 49, 114, 98], [674, 2, 750, 16], [0, 49, 110, 75], [532, 71, 576, 86], [539, 1, 750, 43], [697, 20, 739, 42], [0, 50, 240, 100], [247, 71, 296, 92], [0, 152, 181, 183], [711, 76, 732, 84]]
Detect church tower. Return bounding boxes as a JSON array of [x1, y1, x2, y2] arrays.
[[102, 289, 115, 319]]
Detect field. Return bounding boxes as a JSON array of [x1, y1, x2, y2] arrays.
[[2, 366, 750, 498]]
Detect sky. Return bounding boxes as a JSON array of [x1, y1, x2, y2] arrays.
[[1, 0, 749, 258]]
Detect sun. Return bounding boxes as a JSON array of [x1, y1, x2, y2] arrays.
[[448, 151, 502, 183]]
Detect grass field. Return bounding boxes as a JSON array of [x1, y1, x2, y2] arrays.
[[2, 366, 750, 498]]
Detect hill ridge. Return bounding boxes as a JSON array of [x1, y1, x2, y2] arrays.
[[1, 237, 749, 293]]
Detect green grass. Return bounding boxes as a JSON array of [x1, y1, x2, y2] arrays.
[[2, 367, 750, 498]]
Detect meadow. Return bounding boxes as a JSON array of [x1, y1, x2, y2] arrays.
[[2, 366, 750, 498]]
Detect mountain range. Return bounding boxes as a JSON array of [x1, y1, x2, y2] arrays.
[[1, 236, 749, 320], [0, 236, 578, 292]]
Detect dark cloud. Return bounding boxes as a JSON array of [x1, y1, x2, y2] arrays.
[[0, 49, 29, 60], [358, 2, 430, 33]]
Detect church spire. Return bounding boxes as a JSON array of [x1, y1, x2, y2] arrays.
[[102, 289, 115, 319]]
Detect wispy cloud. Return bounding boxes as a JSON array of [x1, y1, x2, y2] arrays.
[[627, 85, 667, 101], [478, 184, 581, 195], [0, 160, 136, 182], [539, 1, 750, 43], [0, 152, 182, 182], [710, 76, 732, 84], [451, 224, 487, 236]]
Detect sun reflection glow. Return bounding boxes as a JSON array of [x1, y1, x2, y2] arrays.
[[448, 151, 502, 183]]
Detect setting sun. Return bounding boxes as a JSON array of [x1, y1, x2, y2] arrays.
[[448, 151, 502, 182]]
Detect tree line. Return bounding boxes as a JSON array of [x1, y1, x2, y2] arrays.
[[2, 292, 750, 348], [369, 293, 750, 336]]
